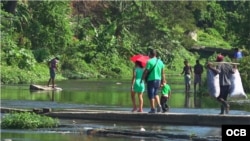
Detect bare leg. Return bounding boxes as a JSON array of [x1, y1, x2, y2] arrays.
[[47, 78, 51, 87], [187, 83, 190, 92], [218, 98, 230, 114], [155, 95, 161, 107], [155, 95, 161, 112], [194, 83, 197, 94], [150, 98, 155, 110], [185, 84, 188, 93], [51, 78, 55, 88], [138, 93, 143, 112], [198, 82, 201, 91], [194, 83, 197, 107], [131, 91, 137, 111]]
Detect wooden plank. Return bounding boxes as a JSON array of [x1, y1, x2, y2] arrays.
[[211, 62, 240, 65], [30, 84, 62, 91]]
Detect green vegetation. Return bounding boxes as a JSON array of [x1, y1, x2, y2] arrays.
[[1, 1, 249, 92], [1, 112, 59, 129]]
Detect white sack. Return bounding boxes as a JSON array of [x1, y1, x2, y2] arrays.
[[229, 69, 247, 99], [207, 69, 220, 98]]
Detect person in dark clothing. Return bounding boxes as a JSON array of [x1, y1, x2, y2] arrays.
[[47, 57, 59, 88], [194, 60, 203, 94], [207, 54, 236, 114], [180, 60, 192, 93]]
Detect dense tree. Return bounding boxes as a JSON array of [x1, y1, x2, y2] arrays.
[[221, 1, 250, 48], [1, 0, 250, 89], [1, 0, 17, 14]]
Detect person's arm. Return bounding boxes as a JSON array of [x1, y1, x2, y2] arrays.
[[55, 63, 58, 71], [48, 60, 51, 68], [231, 65, 237, 73], [161, 68, 165, 85], [193, 65, 196, 74], [140, 69, 148, 83], [131, 68, 136, 90], [168, 86, 171, 98], [190, 66, 193, 75], [201, 65, 204, 74], [169, 90, 171, 98], [180, 67, 184, 75], [207, 62, 220, 74]]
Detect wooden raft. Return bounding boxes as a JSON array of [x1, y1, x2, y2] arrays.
[[30, 84, 62, 91]]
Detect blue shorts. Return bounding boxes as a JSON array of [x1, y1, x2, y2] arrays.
[[147, 80, 161, 99], [49, 68, 56, 79]]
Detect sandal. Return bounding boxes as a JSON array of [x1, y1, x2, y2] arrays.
[[131, 108, 137, 112], [137, 109, 143, 112]]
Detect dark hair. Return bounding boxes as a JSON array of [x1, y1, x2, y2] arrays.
[[55, 57, 59, 60], [135, 61, 143, 68], [148, 49, 157, 57]]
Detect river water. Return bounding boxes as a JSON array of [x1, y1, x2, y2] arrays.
[[1, 79, 249, 141]]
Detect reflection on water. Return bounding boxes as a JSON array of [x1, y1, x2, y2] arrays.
[[1, 79, 249, 141]]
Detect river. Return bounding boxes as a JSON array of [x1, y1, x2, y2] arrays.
[[1, 79, 249, 141]]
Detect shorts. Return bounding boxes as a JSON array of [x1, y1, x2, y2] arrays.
[[147, 80, 161, 99], [194, 74, 201, 84], [49, 68, 56, 79], [184, 74, 191, 85]]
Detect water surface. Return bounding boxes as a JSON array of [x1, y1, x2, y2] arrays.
[[1, 79, 249, 141]]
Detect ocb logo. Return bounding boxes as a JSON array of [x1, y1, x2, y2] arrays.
[[226, 129, 247, 136], [222, 125, 249, 141]]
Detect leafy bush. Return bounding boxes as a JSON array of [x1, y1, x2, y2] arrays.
[[1, 66, 35, 84], [237, 56, 250, 93], [1, 64, 65, 84], [1, 112, 59, 129], [196, 30, 231, 48]]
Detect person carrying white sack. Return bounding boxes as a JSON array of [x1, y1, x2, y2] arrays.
[[207, 54, 236, 114]]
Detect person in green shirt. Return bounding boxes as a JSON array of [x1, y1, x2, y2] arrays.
[[160, 79, 171, 113], [131, 61, 145, 112], [141, 49, 165, 113]]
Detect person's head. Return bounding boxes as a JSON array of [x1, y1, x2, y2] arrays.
[[55, 57, 59, 60], [184, 60, 188, 65], [148, 49, 157, 58], [135, 61, 143, 68], [196, 60, 200, 64], [235, 48, 239, 52], [161, 79, 167, 87], [216, 54, 224, 62]]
